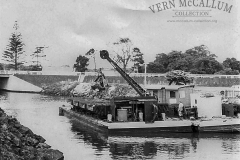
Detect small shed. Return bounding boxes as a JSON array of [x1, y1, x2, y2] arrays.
[[178, 85, 195, 106], [145, 85, 194, 107]]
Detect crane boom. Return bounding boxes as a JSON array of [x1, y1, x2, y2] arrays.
[[100, 50, 148, 97]]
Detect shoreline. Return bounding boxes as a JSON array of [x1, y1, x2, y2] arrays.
[[0, 107, 64, 160]]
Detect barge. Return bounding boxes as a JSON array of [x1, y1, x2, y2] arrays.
[[59, 97, 240, 135]]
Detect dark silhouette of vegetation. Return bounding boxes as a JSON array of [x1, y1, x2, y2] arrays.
[[2, 21, 25, 70], [73, 55, 89, 72], [191, 57, 223, 74], [30, 46, 48, 71], [166, 70, 193, 85], [222, 58, 240, 74], [132, 48, 144, 73], [0, 64, 4, 70], [147, 62, 166, 73], [112, 38, 144, 72], [215, 68, 239, 75], [147, 45, 239, 75]]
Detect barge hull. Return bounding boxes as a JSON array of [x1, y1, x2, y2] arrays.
[[108, 126, 193, 135], [59, 106, 108, 134], [59, 106, 240, 135], [198, 124, 240, 133], [108, 123, 240, 135]]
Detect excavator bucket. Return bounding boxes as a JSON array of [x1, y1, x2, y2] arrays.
[[100, 50, 109, 59]]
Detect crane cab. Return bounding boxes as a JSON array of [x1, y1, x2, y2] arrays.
[[110, 96, 158, 123]]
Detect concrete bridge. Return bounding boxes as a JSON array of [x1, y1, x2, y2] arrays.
[[0, 72, 42, 92], [0, 70, 240, 93], [0, 70, 83, 92]]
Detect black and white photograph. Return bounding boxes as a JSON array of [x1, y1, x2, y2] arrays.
[[0, 0, 240, 159]]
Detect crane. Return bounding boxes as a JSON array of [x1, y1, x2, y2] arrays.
[[100, 50, 149, 97]]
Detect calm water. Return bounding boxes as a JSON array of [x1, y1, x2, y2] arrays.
[[0, 91, 240, 160]]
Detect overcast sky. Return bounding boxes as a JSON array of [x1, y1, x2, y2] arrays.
[[0, 0, 239, 69]]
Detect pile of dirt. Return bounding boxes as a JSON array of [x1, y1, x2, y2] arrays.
[[41, 80, 79, 96], [42, 81, 139, 99], [71, 83, 138, 99], [0, 108, 64, 160]]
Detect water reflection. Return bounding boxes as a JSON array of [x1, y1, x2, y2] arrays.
[[1, 91, 240, 160], [71, 121, 109, 148], [106, 133, 194, 159], [69, 117, 240, 160], [109, 140, 158, 159], [222, 137, 240, 155]]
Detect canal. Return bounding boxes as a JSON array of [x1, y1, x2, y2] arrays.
[[0, 91, 239, 160]]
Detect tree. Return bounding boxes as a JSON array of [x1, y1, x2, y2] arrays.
[[73, 55, 89, 72], [2, 21, 25, 70], [0, 63, 4, 70], [155, 53, 169, 69], [166, 70, 192, 85], [166, 51, 183, 71], [191, 57, 223, 74], [168, 57, 189, 71], [30, 46, 48, 71], [223, 58, 240, 72], [147, 53, 169, 73], [184, 45, 218, 73], [112, 38, 144, 71], [132, 48, 144, 73], [147, 62, 165, 73], [215, 68, 239, 75], [145, 44, 228, 74], [150, 50, 186, 72], [185, 45, 216, 58]]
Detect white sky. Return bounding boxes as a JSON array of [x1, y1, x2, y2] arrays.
[[0, 0, 239, 69]]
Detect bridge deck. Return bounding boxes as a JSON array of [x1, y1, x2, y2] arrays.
[[0, 74, 10, 77]]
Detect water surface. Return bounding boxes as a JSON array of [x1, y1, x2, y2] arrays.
[[0, 91, 239, 160]]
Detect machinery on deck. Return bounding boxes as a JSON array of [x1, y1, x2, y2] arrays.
[[100, 50, 149, 97], [91, 68, 107, 91], [99, 50, 198, 121], [68, 50, 197, 122], [100, 50, 158, 122]]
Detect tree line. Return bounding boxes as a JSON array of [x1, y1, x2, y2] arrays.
[[147, 45, 240, 75], [74, 38, 240, 75], [74, 38, 144, 73]]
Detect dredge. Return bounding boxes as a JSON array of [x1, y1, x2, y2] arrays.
[[59, 50, 240, 135]]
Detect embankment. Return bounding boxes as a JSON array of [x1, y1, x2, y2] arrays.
[[83, 75, 240, 87], [0, 108, 64, 160], [10, 74, 240, 96], [14, 74, 78, 88], [14, 73, 240, 89]]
